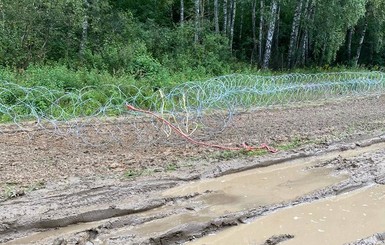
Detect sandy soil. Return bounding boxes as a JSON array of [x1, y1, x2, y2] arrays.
[[1, 95, 385, 244]]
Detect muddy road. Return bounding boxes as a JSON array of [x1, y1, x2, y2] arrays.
[[1, 95, 385, 245]]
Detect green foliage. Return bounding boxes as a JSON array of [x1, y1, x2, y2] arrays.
[[312, 0, 366, 65], [124, 169, 143, 179], [0, 0, 384, 97]]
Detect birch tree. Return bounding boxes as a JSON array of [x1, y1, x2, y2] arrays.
[[262, 0, 278, 69], [229, 0, 237, 49], [79, 0, 90, 58], [251, 0, 257, 63], [195, 0, 201, 43], [287, 0, 303, 68], [347, 28, 354, 60], [214, 0, 219, 33], [353, 22, 367, 66], [258, 0, 264, 65], [223, 0, 228, 34], [180, 0, 184, 26]]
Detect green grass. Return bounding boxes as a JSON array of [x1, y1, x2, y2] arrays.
[[1, 64, 383, 124], [1, 181, 45, 200], [165, 163, 179, 172], [124, 169, 143, 179]]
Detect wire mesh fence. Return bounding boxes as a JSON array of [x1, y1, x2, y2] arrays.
[[0, 72, 384, 146]]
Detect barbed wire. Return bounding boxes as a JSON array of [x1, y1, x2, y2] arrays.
[[0, 72, 384, 146]]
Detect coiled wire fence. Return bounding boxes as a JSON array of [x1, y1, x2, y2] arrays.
[[0, 72, 384, 145]]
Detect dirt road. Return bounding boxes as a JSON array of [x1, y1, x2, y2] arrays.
[[1, 95, 385, 245]]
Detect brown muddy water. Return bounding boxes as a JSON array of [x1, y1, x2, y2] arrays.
[[126, 144, 385, 241], [189, 185, 385, 245], [4, 142, 385, 245]]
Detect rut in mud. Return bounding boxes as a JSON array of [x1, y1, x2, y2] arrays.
[[2, 137, 385, 245], [2, 95, 385, 245]]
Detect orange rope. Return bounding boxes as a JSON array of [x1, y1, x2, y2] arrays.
[[127, 104, 277, 153]]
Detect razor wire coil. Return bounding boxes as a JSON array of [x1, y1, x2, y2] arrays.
[[0, 72, 384, 145]]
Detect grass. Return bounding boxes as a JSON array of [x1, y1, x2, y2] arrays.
[[276, 138, 303, 151], [1, 66, 383, 124], [165, 163, 179, 172], [207, 138, 314, 162], [124, 169, 144, 179], [1, 181, 45, 200]]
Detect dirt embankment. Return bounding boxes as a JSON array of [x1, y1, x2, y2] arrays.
[[1, 95, 385, 245]]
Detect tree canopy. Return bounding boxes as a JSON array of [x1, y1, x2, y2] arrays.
[[0, 0, 384, 79]]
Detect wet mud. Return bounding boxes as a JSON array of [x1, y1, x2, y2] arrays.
[[190, 185, 385, 245], [2, 96, 385, 245], [2, 137, 385, 245]]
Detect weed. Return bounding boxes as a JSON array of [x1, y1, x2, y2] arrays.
[[165, 163, 179, 172], [124, 169, 143, 179], [3, 185, 25, 200], [277, 138, 303, 151], [1, 181, 45, 200]]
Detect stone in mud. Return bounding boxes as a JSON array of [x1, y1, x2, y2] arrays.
[[262, 234, 294, 245]]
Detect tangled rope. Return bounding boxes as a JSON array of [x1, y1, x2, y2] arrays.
[[127, 104, 277, 152]]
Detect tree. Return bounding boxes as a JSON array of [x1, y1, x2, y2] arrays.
[[258, 0, 264, 65], [195, 0, 201, 43], [262, 0, 278, 69], [287, 0, 303, 68], [180, 0, 185, 26], [223, 0, 228, 34], [229, 0, 237, 50], [214, 0, 219, 33]]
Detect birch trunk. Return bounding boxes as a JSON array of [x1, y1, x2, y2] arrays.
[[353, 23, 367, 66], [79, 0, 90, 58], [275, 5, 280, 52], [194, 0, 200, 43], [227, 0, 233, 36], [223, 0, 228, 34], [239, 1, 243, 41], [229, 0, 236, 50], [287, 0, 303, 68], [262, 0, 278, 69], [347, 27, 354, 60], [299, 31, 308, 66], [251, 0, 257, 64], [180, 0, 184, 26], [258, 0, 264, 65], [299, 0, 314, 66], [214, 0, 219, 33]]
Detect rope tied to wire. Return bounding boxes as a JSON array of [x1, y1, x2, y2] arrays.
[[127, 104, 277, 153]]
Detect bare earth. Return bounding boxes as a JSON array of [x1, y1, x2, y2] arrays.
[[1, 95, 385, 245]]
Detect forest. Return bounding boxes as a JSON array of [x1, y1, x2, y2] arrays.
[[0, 0, 385, 89]]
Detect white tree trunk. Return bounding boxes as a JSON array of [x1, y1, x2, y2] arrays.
[[347, 27, 354, 60], [298, 0, 314, 66], [275, 5, 280, 53], [238, 1, 243, 41], [180, 0, 184, 26], [287, 0, 303, 68], [251, 0, 257, 63], [214, 0, 219, 33], [353, 23, 367, 66], [258, 0, 264, 65], [223, 0, 228, 34], [300, 30, 308, 65], [229, 0, 236, 49], [79, 0, 90, 57], [262, 0, 278, 69], [194, 0, 201, 43]]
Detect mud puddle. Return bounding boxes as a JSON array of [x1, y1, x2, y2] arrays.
[[189, 185, 385, 245], [4, 221, 103, 245], [161, 142, 385, 213], [3, 142, 385, 245], [116, 144, 385, 240]]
